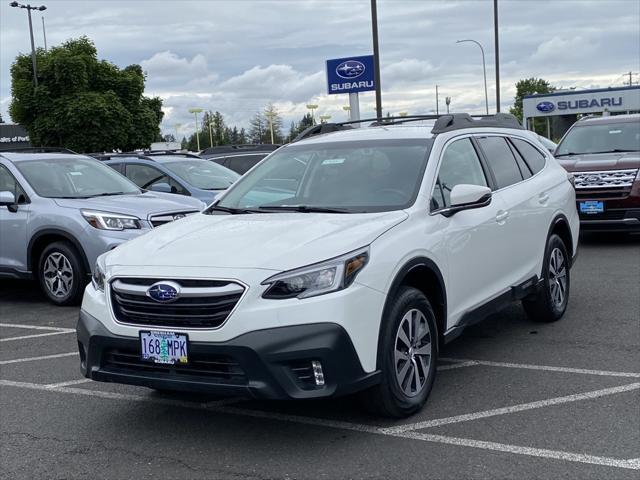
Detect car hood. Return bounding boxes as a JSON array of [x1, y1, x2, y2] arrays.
[[105, 210, 408, 271], [557, 152, 640, 172], [53, 192, 204, 218]]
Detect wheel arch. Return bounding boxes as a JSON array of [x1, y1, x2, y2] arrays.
[[547, 214, 574, 266], [377, 257, 447, 368], [28, 229, 90, 275]]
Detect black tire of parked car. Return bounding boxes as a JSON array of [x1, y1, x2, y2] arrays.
[[362, 286, 438, 418], [38, 241, 87, 306], [522, 233, 570, 323]]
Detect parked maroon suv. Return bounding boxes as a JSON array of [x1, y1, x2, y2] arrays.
[[555, 114, 640, 232]]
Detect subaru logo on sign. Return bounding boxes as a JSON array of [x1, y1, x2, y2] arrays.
[[147, 281, 181, 303], [536, 101, 555, 112], [336, 60, 365, 79]]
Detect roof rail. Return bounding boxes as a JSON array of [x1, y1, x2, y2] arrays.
[[141, 151, 201, 158], [0, 146, 77, 154], [89, 152, 150, 161], [200, 144, 280, 155], [430, 113, 523, 134]]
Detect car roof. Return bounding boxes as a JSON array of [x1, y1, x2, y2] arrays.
[[577, 114, 640, 125], [0, 152, 95, 163]]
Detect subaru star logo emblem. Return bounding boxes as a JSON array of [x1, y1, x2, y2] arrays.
[[536, 101, 555, 113], [336, 60, 365, 79], [147, 281, 181, 303]]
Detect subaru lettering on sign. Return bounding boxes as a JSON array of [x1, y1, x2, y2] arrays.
[[536, 101, 555, 113], [326, 55, 376, 95]]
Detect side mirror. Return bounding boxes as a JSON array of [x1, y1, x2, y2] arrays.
[[150, 182, 172, 193], [0, 191, 17, 212], [441, 184, 492, 217]]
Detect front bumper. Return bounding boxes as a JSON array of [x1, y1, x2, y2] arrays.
[[77, 310, 380, 400], [578, 208, 640, 232]]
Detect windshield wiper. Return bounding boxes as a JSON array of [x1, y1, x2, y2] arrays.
[[257, 205, 357, 213], [205, 205, 261, 215], [588, 149, 638, 154], [554, 152, 579, 157], [86, 192, 128, 198]]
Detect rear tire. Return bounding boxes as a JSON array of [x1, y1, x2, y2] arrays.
[[522, 234, 570, 323], [362, 287, 438, 418], [38, 241, 87, 306]]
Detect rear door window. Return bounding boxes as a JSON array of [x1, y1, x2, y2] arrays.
[[510, 138, 547, 174], [477, 136, 524, 189]]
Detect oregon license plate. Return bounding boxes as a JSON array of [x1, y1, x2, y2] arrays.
[[140, 331, 188, 365], [579, 201, 604, 215]]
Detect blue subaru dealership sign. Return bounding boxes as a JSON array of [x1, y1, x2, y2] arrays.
[[326, 55, 376, 95]]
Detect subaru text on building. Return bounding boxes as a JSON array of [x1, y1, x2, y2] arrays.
[[555, 114, 640, 232], [77, 114, 579, 417], [0, 150, 205, 305]]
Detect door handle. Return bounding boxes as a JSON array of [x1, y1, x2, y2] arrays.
[[495, 210, 509, 223], [538, 193, 550, 204]]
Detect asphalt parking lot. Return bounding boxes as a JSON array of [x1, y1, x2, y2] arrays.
[[0, 233, 638, 480]]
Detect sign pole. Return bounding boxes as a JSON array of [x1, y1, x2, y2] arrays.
[[371, 0, 382, 120], [349, 93, 361, 127]]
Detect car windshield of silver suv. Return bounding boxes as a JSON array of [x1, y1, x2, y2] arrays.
[[15, 157, 142, 198]]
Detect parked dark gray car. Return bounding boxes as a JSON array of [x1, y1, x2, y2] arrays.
[[0, 151, 205, 305]]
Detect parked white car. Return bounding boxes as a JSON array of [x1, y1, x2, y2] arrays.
[[77, 113, 579, 417]]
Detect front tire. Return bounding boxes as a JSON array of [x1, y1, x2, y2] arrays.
[[38, 241, 87, 306], [362, 287, 438, 418], [523, 234, 570, 323]]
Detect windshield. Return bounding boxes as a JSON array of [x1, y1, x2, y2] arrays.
[[214, 139, 432, 213], [15, 157, 141, 198], [556, 120, 640, 156], [163, 160, 240, 190]]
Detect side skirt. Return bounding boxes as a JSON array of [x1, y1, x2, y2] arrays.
[[443, 275, 541, 344]]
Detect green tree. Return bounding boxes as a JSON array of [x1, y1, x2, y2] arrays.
[[509, 77, 555, 122], [9, 37, 163, 152], [249, 111, 267, 143]]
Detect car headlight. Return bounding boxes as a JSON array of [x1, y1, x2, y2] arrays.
[[92, 255, 106, 292], [81, 210, 141, 231], [261, 247, 369, 299]]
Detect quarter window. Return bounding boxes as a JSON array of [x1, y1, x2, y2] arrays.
[[477, 136, 524, 189], [433, 138, 487, 209], [510, 138, 547, 174]]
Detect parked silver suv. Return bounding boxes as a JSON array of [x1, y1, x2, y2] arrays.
[[0, 151, 205, 305]]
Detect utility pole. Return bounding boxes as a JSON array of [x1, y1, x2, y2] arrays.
[[371, 0, 383, 120], [41, 15, 47, 51], [493, 0, 500, 112], [435, 85, 439, 115], [10, 2, 47, 87]]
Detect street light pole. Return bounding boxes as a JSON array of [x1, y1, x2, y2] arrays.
[[41, 15, 47, 51], [188, 108, 203, 151], [435, 85, 439, 115], [10, 2, 47, 87], [370, 0, 382, 120], [456, 39, 489, 115], [265, 112, 276, 144], [494, 0, 501, 112], [306, 104, 318, 125]]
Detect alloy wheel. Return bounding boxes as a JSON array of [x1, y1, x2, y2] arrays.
[[548, 247, 567, 308], [394, 308, 432, 397], [43, 252, 74, 298]]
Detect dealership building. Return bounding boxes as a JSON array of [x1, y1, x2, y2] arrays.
[[523, 85, 640, 139]]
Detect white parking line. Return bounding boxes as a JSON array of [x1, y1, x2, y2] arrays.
[[0, 352, 77, 365], [0, 323, 75, 332], [0, 378, 638, 470], [0, 331, 74, 342], [440, 357, 640, 378], [401, 431, 640, 471], [437, 360, 480, 371], [381, 382, 640, 433], [44, 379, 92, 388]]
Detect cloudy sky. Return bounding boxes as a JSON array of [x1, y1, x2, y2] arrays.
[[1, 0, 638, 138]]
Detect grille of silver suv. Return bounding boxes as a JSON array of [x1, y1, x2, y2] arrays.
[[109, 278, 245, 328], [149, 211, 198, 227], [573, 169, 638, 189]]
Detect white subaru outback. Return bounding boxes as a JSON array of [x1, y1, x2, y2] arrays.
[[77, 113, 579, 417]]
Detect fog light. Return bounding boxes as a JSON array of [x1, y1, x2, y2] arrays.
[[311, 360, 325, 386]]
